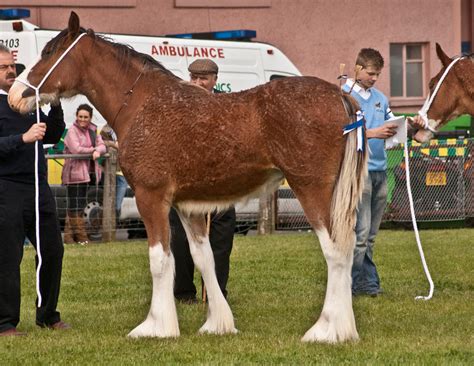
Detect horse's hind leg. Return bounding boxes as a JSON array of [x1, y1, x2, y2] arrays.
[[128, 187, 179, 338], [304, 226, 357, 343], [177, 211, 237, 335], [291, 184, 358, 343]]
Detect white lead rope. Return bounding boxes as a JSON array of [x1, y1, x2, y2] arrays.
[[407, 55, 466, 300], [418, 56, 464, 131], [16, 33, 87, 307], [403, 131, 434, 300]]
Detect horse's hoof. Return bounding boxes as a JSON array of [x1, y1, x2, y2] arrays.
[[128, 319, 180, 338], [301, 320, 359, 344], [198, 322, 238, 335]]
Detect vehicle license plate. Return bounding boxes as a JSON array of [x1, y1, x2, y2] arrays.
[[426, 172, 447, 186]]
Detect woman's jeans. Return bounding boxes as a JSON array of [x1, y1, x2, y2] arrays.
[[116, 175, 128, 214]]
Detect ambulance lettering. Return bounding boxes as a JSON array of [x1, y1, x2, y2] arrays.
[[0, 38, 20, 48], [151, 45, 225, 59], [216, 83, 232, 93]]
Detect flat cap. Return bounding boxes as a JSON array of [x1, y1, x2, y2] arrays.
[[188, 59, 219, 75]]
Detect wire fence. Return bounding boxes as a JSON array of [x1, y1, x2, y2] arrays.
[[46, 137, 474, 241], [386, 137, 473, 222]]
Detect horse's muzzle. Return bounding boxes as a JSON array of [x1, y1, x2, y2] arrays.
[[22, 87, 35, 98]]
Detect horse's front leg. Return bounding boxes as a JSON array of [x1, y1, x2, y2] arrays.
[[178, 211, 237, 335], [128, 188, 179, 338]]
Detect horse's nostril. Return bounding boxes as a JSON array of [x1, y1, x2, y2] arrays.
[[22, 87, 35, 98]]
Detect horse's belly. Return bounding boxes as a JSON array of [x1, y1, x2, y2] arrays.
[[174, 166, 284, 207]]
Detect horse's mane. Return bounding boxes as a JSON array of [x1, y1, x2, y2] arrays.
[[43, 27, 180, 79]]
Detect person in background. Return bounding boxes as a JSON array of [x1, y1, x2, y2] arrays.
[[62, 104, 106, 245], [170, 59, 236, 303], [0, 45, 69, 336], [100, 123, 128, 219]]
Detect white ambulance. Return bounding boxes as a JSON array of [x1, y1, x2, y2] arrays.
[[1, 9, 301, 127]]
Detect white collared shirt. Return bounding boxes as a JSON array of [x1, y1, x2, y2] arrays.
[[344, 79, 371, 100]]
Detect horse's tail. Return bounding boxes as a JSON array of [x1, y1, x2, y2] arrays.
[[329, 95, 367, 250]]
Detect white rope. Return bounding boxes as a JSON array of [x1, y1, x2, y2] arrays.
[[33, 89, 42, 306], [406, 55, 466, 300], [418, 56, 464, 131], [16, 33, 87, 307], [403, 123, 434, 300]]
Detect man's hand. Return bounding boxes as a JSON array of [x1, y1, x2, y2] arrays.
[[22, 123, 47, 143], [367, 122, 398, 139]]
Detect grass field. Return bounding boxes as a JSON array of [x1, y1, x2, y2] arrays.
[[1, 229, 473, 365]]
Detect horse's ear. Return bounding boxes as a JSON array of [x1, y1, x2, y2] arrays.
[[68, 11, 81, 36], [436, 43, 452, 67]]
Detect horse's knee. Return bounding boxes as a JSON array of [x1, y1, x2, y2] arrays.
[[149, 243, 174, 277]]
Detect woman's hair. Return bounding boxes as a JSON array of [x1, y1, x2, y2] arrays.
[[76, 103, 93, 117], [356, 48, 384, 70]]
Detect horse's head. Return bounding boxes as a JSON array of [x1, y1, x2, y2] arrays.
[[8, 12, 88, 114], [413, 43, 474, 143]]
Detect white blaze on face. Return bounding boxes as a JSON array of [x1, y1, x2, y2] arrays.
[[8, 56, 40, 114], [8, 56, 58, 114]]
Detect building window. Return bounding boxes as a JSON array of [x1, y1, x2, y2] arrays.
[[390, 43, 426, 98]]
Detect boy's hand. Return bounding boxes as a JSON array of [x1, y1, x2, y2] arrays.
[[367, 123, 398, 139]]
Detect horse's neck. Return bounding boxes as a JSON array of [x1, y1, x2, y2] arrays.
[[79, 44, 146, 137]]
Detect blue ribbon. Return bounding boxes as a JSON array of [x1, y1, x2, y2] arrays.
[[343, 111, 365, 152], [343, 119, 364, 132]]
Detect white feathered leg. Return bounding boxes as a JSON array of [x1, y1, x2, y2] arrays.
[[180, 215, 237, 335], [302, 228, 359, 343], [128, 243, 180, 338]]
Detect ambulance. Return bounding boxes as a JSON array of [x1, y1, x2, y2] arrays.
[[0, 8, 301, 127]]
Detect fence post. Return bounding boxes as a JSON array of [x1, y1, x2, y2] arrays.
[[102, 150, 117, 242], [257, 192, 275, 235]]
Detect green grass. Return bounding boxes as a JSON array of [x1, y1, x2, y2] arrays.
[[1, 229, 473, 365]]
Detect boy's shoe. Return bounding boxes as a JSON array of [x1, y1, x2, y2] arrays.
[[353, 288, 383, 297]]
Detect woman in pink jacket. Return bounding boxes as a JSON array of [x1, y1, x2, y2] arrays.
[[62, 104, 106, 244]]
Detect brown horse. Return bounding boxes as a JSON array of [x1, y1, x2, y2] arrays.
[[413, 43, 474, 142], [9, 12, 367, 343]]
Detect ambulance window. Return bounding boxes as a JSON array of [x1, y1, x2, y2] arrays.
[[15, 63, 25, 75], [270, 74, 286, 80]]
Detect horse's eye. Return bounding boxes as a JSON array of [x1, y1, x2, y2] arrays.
[[428, 80, 435, 91], [42, 49, 52, 58]]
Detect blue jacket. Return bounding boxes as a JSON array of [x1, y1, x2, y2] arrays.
[[343, 80, 394, 171]]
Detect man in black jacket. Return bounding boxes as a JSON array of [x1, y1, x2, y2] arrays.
[[0, 45, 69, 336], [170, 59, 236, 303]]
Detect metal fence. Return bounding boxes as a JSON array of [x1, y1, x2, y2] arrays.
[[46, 137, 474, 241], [46, 149, 148, 241], [236, 137, 474, 231], [386, 137, 473, 222]]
